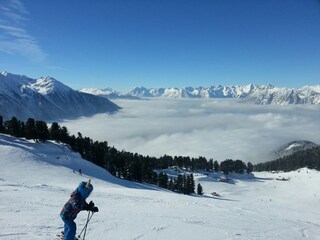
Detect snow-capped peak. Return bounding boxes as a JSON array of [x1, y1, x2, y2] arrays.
[[80, 87, 118, 96], [80, 84, 320, 104], [30, 76, 72, 95], [0, 71, 119, 120]]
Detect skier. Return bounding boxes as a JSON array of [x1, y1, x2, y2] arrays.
[[60, 179, 98, 240]]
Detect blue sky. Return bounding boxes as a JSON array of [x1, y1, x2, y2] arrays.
[[0, 0, 320, 91]]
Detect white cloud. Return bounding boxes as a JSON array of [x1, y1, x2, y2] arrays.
[[0, 0, 46, 61], [61, 99, 320, 164]]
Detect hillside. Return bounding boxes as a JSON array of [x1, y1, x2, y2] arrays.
[[274, 140, 319, 158], [0, 134, 320, 239], [0, 72, 120, 120]]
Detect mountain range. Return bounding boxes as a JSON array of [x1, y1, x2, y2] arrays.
[[1, 71, 319, 121], [81, 85, 320, 105], [0, 72, 119, 121]]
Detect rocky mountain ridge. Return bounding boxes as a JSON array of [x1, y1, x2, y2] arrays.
[[81, 84, 320, 104], [0, 72, 119, 120]]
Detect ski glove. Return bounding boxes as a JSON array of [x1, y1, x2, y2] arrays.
[[83, 201, 95, 211], [92, 207, 99, 213], [88, 201, 95, 209]]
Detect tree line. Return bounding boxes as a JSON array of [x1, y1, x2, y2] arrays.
[[254, 146, 320, 172], [0, 115, 252, 195]]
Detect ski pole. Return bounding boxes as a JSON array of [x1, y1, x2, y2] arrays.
[[78, 211, 91, 240], [78, 211, 90, 237], [78, 211, 94, 240], [82, 212, 91, 240], [79, 211, 93, 239], [83, 212, 94, 240]]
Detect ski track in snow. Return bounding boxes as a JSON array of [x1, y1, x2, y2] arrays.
[[1, 134, 320, 239]]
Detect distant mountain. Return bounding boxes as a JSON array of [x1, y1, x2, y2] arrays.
[[80, 88, 140, 100], [239, 85, 320, 105], [274, 140, 319, 158], [0, 72, 120, 120], [81, 84, 320, 104], [119, 85, 257, 99]]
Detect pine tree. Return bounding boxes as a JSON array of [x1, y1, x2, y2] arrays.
[[213, 160, 219, 172], [168, 179, 174, 191], [5, 117, 21, 137], [186, 175, 191, 194], [50, 122, 61, 141], [25, 118, 36, 140], [35, 120, 49, 142], [158, 172, 168, 188], [197, 183, 203, 195], [188, 174, 195, 194], [20, 121, 25, 137], [175, 175, 183, 193], [234, 159, 245, 174], [182, 175, 188, 194], [151, 171, 158, 185], [59, 126, 69, 143], [0, 115, 5, 133], [247, 162, 253, 173], [208, 159, 214, 171], [141, 156, 153, 183]]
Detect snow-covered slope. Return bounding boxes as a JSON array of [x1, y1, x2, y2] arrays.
[[1, 133, 320, 240], [0, 72, 120, 120], [81, 84, 320, 104]]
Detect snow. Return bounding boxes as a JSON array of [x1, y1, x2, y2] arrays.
[[285, 143, 303, 151], [30, 77, 72, 95], [80, 88, 117, 96], [0, 72, 67, 96], [1, 134, 320, 239], [80, 84, 320, 104], [0, 72, 120, 120]]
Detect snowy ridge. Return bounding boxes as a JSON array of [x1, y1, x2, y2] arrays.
[[81, 87, 116, 96], [30, 76, 72, 95], [274, 140, 319, 158], [240, 85, 320, 105], [81, 84, 320, 104], [0, 72, 120, 120], [80, 87, 140, 100], [1, 133, 320, 239]]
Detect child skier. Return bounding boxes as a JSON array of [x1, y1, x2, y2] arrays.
[[60, 179, 98, 240]]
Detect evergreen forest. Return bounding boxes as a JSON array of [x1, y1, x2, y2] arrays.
[[1, 115, 297, 195], [254, 147, 320, 172]]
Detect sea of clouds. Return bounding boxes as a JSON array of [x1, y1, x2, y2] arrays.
[[61, 98, 320, 164]]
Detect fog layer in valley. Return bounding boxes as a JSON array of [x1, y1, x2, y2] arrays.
[[61, 99, 320, 164]]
